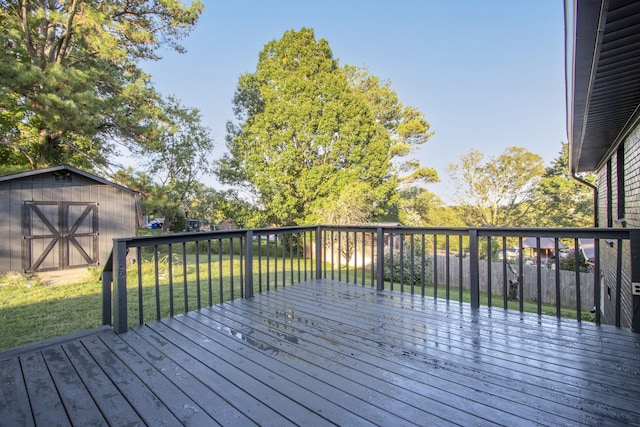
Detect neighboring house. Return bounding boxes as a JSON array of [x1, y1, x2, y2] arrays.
[[0, 165, 140, 273], [217, 220, 237, 231], [567, 0, 640, 329]]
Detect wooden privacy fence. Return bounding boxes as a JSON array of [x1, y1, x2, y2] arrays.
[[435, 255, 595, 311]]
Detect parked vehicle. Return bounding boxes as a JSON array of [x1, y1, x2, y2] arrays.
[[186, 219, 202, 232], [146, 218, 164, 229]]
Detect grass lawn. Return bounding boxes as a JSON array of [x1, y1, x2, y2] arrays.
[[0, 260, 595, 351], [0, 270, 103, 350]]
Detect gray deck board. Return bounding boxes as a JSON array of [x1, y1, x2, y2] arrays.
[[1, 279, 639, 426], [276, 285, 640, 423], [62, 339, 146, 426], [218, 287, 627, 425], [0, 357, 34, 426], [40, 347, 107, 426], [128, 325, 295, 426]]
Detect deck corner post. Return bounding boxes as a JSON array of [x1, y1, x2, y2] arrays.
[[469, 228, 480, 309], [245, 230, 254, 298], [630, 230, 640, 332], [315, 226, 323, 280], [112, 239, 129, 334], [376, 227, 384, 291]]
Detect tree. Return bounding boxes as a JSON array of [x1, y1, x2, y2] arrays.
[[187, 186, 258, 229], [111, 98, 214, 231], [218, 29, 437, 226], [0, 0, 203, 170], [447, 147, 545, 226], [217, 28, 396, 226], [344, 66, 438, 188], [398, 187, 464, 227], [145, 97, 214, 225], [111, 167, 175, 225], [532, 142, 594, 227]]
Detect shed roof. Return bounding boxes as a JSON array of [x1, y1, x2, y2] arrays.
[[0, 165, 136, 194], [567, 0, 640, 172]]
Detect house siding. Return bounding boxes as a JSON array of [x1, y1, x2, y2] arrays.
[[596, 125, 640, 328]]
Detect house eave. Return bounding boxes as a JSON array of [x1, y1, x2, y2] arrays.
[[567, 0, 640, 173]]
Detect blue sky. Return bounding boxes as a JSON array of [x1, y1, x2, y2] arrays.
[[142, 0, 567, 202]]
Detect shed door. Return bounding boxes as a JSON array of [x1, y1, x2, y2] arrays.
[[23, 201, 99, 272]]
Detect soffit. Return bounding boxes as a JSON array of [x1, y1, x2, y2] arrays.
[[571, 0, 640, 172]]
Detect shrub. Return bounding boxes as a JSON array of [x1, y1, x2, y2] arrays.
[[383, 242, 433, 286], [559, 249, 590, 272]]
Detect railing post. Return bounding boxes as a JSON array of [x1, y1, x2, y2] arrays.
[[112, 239, 128, 334], [376, 227, 384, 291], [469, 228, 480, 309], [244, 230, 254, 298], [630, 230, 640, 332], [593, 238, 601, 325], [101, 269, 112, 326], [101, 252, 113, 326], [315, 226, 323, 280]]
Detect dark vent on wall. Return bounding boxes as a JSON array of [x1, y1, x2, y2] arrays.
[[54, 172, 72, 182]]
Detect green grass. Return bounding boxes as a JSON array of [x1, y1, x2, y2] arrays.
[[0, 261, 594, 351], [0, 254, 317, 350], [0, 270, 103, 350], [125, 253, 317, 327]]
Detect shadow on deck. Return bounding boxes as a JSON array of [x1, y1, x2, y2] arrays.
[[1, 280, 639, 426]]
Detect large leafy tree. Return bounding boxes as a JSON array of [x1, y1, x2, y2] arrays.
[[398, 187, 464, 227], [447, 147, 545, 227], [219, 28, 437, 226], [147, 97, 214, 216], [218, 28, 397, 226], [188, 186, 258, 229], [345, 66, 437, 187], [112, 97, 214, 231], [0, 0, 203, 170], [532, 142, 594, 227]]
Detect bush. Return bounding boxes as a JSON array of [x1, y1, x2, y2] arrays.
[[169, 211, 186, 233], [559, 249, 590, 272], [383, 243, 433, 286]]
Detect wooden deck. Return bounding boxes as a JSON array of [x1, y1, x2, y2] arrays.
[[1, 280, 639, 426]]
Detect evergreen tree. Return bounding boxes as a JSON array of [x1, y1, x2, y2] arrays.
[[0, 0, 203, 171]]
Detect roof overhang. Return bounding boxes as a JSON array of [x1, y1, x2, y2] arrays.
[[567, 0, 640, 173], [0, 164, 137, 195]]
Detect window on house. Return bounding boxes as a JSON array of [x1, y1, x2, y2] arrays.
[[606, 159, 613, 228], [616, 144, 625, 224]]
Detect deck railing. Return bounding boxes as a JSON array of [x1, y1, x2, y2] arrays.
[[102, 225, 637, 333]]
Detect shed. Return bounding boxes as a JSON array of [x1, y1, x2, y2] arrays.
[[0, 165, 140, 273]]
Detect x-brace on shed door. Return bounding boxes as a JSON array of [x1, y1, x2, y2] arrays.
[[22, 201, 99, 272]]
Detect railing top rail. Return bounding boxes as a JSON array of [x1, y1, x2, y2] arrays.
[[318, 225, 631, 239], [114, 225, 631, 249], [320, 225, 471, 234], [112, 225, 319, 248], [474, 227, 630, 239]]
